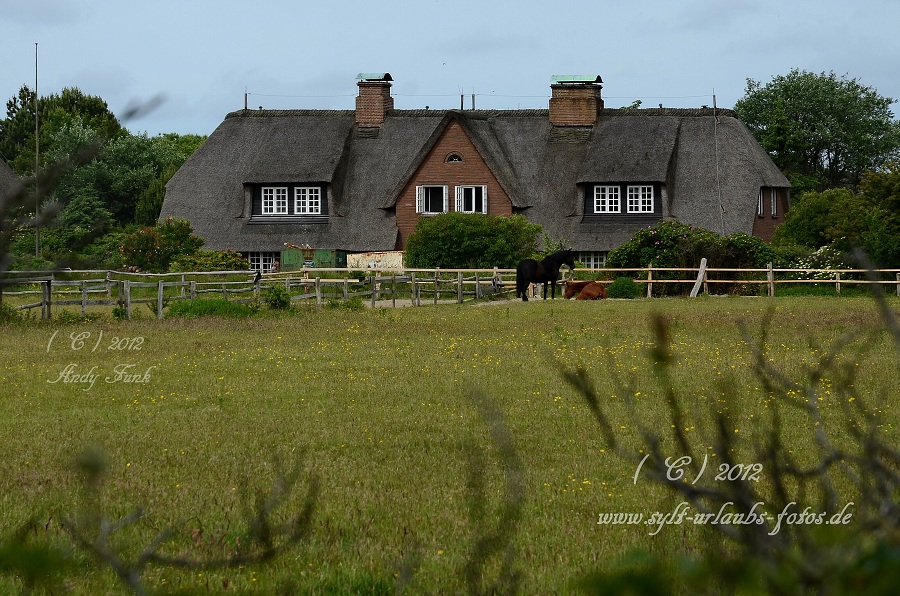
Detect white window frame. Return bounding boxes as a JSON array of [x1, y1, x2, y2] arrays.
[[262, 187, 288, 215], [455, 185, 488, 214], [415, 185, 449, 214], [579, 251, 607, 269], [757, 189, 765, 216], [247, 251, 278, 272], [295, 186, 321, 215], [770, 188, 778, 218], [627, 185, 654, 213], [594, 185, 621, 213]]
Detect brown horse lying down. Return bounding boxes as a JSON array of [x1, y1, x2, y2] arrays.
[[564, 280, 607, 300], [576, 281, 607, 300]]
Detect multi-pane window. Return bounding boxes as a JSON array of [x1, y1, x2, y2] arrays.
[[594, 186, 621, 213], [247, 251, 279, 272], [262, 187, 288, 214], [579, 251, 607, 269], [416, 185, 448, 214], [627, 185, 654, 213], [295, 187, 321, 214], [456, 185, 487, 214]]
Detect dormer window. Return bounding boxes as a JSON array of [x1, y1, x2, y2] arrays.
[[585, 183, 660, 217], [446, 153, 464, 162], [251, 184, 328, 222]]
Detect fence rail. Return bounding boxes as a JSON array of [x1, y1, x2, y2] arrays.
[[2, 265, 899, 320]]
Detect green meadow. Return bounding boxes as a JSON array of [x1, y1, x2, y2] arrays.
[[0, 296, 897, 593]]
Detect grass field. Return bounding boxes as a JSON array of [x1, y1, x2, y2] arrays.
[[0, 296, 897, 593]]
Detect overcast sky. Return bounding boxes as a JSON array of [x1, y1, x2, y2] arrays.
[[1, 0, 898, 137]]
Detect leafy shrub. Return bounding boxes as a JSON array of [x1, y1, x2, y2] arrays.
[[111, 306, 127, 321], [263, 284, 291, 310], [789, 245, 850, 279], [607, 221, 788, 296], [0, 302, 21, 323], [326, 296, 365, 311], [56, 310, 103, 324], [606, 276, 640, 299], [405, 213, 542, 268], [608, 221, 783, 270], [169, 249, 250, 272], [167, 298, 256, 318], [118, 217, 204, 273]]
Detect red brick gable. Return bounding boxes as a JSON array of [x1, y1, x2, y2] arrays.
[[394, 119, 513, 249]]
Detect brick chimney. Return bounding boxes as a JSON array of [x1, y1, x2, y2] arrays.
[[549, 75, 604, 126], [356, 73, 394, 127]]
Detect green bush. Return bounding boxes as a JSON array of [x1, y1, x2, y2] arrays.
[[608, 221, 783, 270], [169, 249, 250, 272], [405, 213, 541, 268], [326, 296, 365, 311], [118, 217, 204, 273], [263, 284, 291, 310], [0, 302, 21, 323], [167, 299, 256, 318], [606, 276, 640, 299]]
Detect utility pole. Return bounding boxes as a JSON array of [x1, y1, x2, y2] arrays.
[[35, 42, 41, 258]]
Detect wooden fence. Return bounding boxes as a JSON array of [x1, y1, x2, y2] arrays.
[[2, 264, 899, 320]]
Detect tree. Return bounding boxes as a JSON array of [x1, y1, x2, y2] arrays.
[[404, 213, 542, 269], [0, 86, 122, 176], [134, 166, 177, 225], [734, 69, 900, 192], [46, 124, 203, 226], [770, 164, 900, 267]]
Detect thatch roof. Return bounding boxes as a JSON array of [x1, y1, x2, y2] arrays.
[[161, 106, 788, 253]]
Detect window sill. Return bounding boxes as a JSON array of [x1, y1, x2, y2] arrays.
[[248, 215, 328, 225]]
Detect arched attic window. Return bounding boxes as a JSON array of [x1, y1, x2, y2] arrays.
[[446, 153, 464, 162]]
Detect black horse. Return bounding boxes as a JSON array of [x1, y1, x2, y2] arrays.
[[516, 249, 576, 301]]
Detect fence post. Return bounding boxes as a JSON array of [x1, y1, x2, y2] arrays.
[[42, 280, 51, 320], [475, 272, 482, 299], [897, 273, 900, 297], [767, 263, 775, 297], [315, 277, 322, 307], [190, 281, 197, 300], [370, 275, 377, 307], [835, 272, 841, 296], [646, 263, 653, 298], [689, 258, 707, 298], [434, 269, 439, 305], [343, 278, 349, 300], [181, 274, 186, 298], [81, 280, 88, 315], [392, 275, 397, 308], [457, 271, 464, 303], [125, 280, 132, 319], [411, 272, 419, 306], [157, 280, 165, 320]]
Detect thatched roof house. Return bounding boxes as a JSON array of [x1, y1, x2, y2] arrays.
[[161, 74, 789, 269]]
